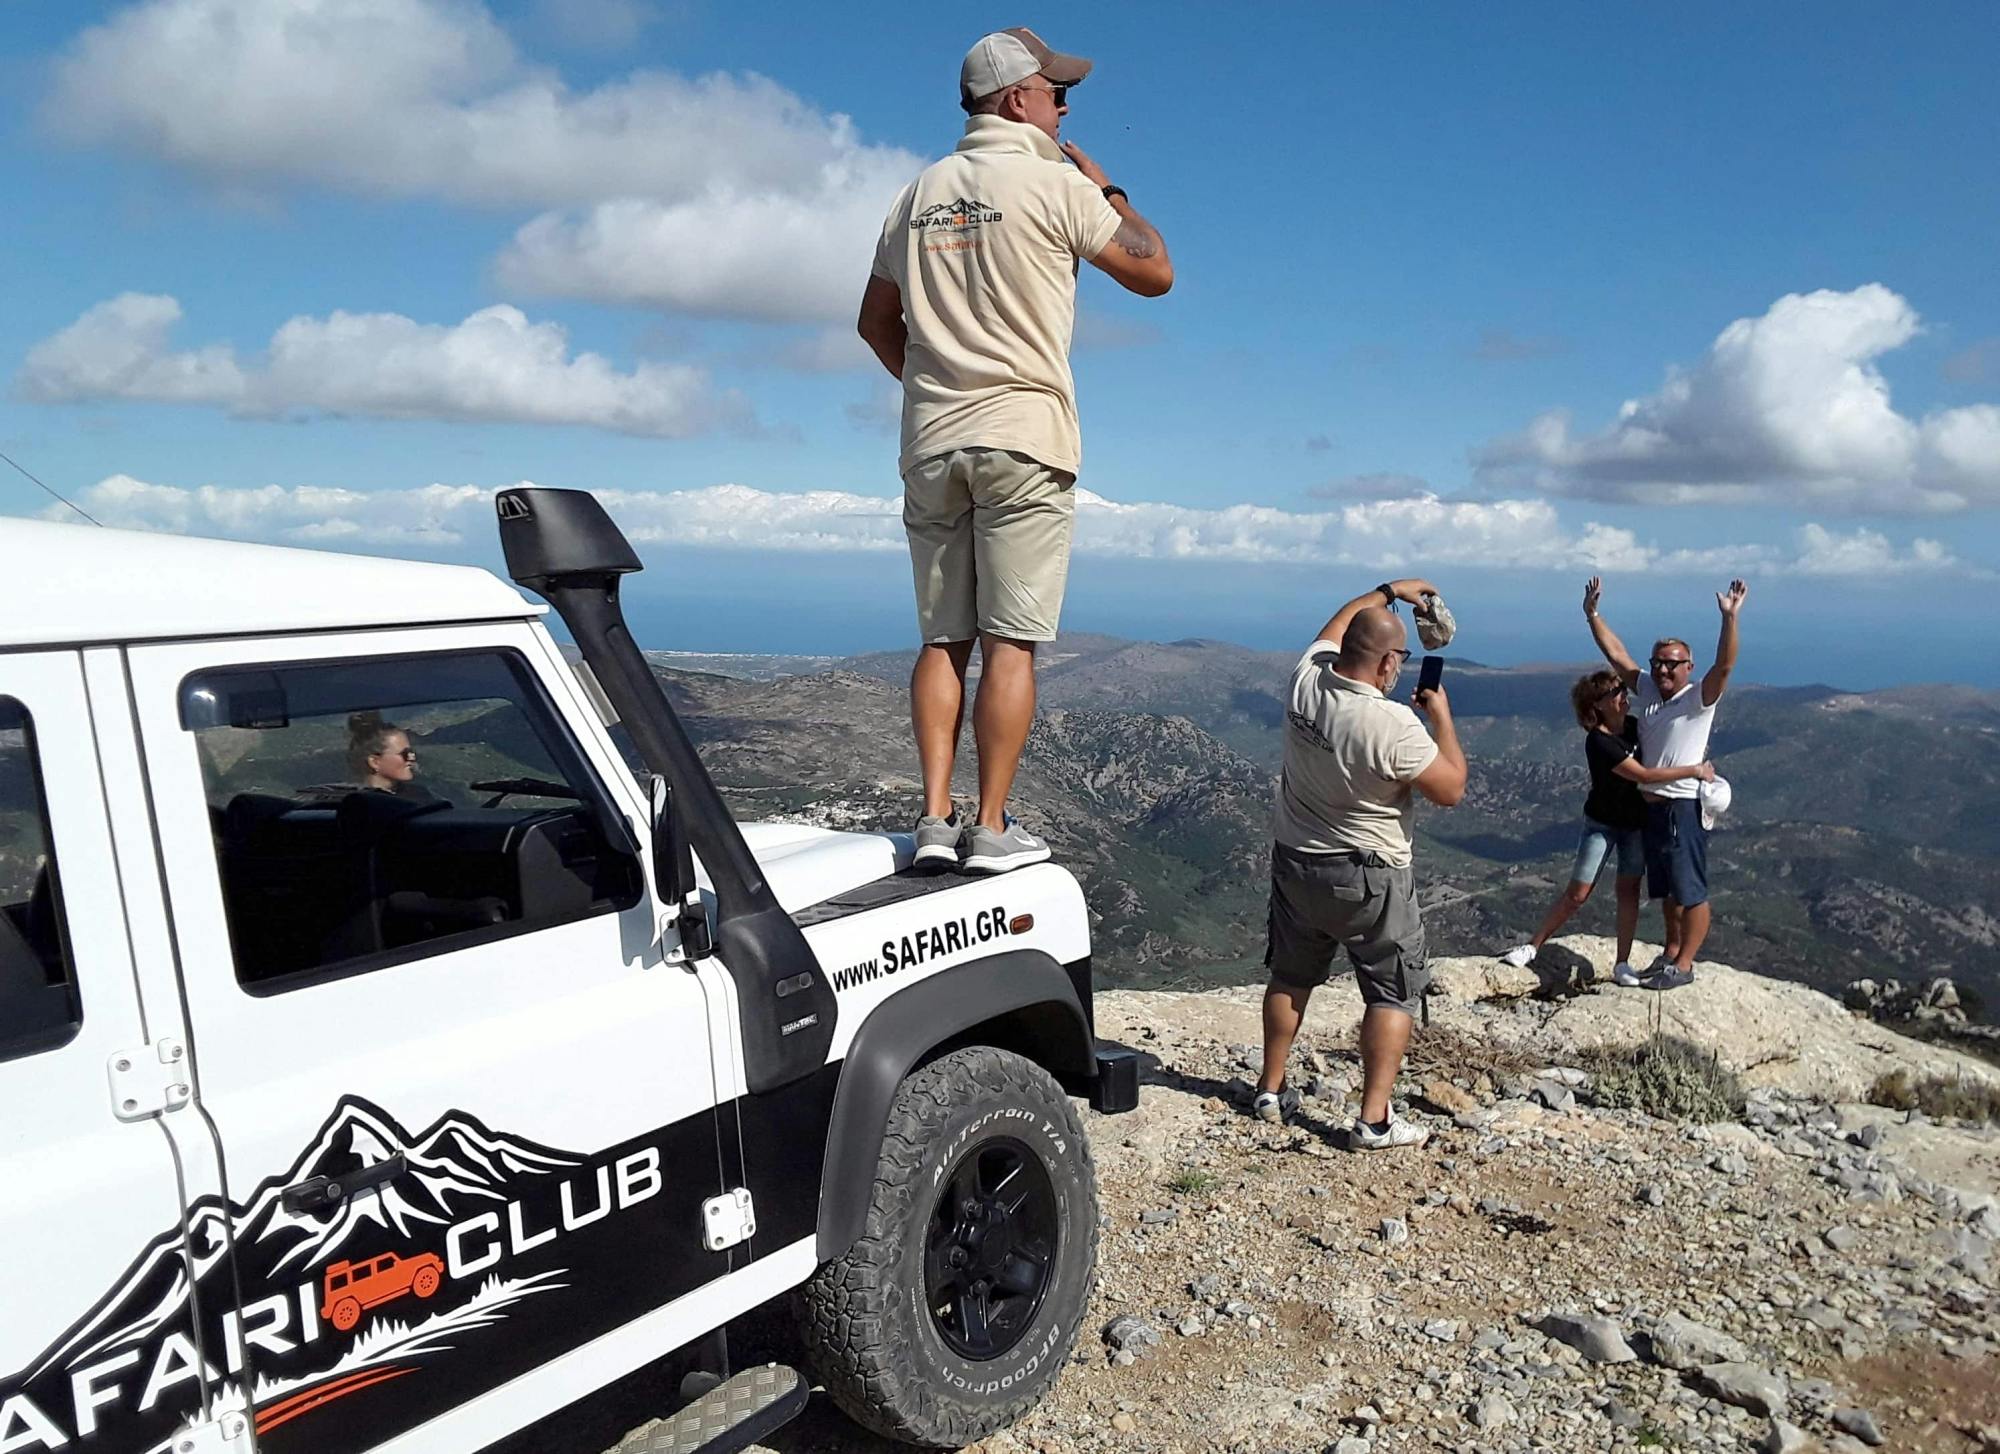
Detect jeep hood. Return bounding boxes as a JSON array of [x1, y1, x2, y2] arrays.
[[700, 822, 912, 915]]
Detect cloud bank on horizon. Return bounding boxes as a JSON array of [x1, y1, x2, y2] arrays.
[[44, 475, 1963, 580]]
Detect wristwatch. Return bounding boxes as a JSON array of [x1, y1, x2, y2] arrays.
[[1377, 582, 1398, 608], [1102, 184, 1128, 203]]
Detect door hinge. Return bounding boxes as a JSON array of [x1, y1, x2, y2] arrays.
[[167, 1408, 254, 1453], [108, 1037, 191, 1121], [702, 1188, 757, 1251]]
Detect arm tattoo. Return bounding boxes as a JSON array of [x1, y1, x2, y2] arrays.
[[1112, 219, 1160, 260]]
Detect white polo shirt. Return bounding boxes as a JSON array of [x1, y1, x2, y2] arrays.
[[872, 115, 1122, 478], [1272, 640, 1439, 867], [1634, 677, 1716, 800]]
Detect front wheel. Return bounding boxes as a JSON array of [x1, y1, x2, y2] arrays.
[[796, 1046, 1098, 1448]]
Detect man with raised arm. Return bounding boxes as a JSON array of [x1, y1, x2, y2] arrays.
[[857, 27, 1173, 875], [1583, 576, 1749, 989], [1253, 579, 1466, 1150]]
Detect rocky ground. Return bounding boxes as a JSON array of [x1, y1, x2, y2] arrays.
[[585, 939, 2000, 1454]]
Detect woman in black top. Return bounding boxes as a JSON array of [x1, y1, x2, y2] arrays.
[[1500, 670, 1712, 986]]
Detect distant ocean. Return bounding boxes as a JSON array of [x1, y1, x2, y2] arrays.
[[614, 552, 1998, 692]]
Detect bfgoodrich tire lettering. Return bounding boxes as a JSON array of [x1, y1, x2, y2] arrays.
[[796, 1046, 1097, 1447]]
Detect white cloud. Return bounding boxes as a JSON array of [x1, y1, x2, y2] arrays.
[[1475, 285, 2000, 512], [13, 293, 246, 405], [43, 0, 922, 324], [496, 179, 903, 324], [17, 293, 750, 438], [45, 476, 1972, 578]]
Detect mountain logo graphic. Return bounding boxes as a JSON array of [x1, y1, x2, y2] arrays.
[[0, 1096, 684, 1454], [910, 197, 1004, 233]]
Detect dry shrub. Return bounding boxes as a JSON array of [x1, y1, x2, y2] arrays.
[[1867, 1069, 2000, 1124], [1403, 1024, 1536, 1082], [1584, 1036, 1745, 1123]]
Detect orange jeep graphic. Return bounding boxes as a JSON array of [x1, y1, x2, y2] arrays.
[[321, 1251, 446, 1332]]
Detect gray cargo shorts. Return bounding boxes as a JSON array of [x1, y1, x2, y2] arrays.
[[1264, 843, 1430, 1016]]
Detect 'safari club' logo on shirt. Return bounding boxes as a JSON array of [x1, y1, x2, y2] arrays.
[[911, 197, 1004, 234]]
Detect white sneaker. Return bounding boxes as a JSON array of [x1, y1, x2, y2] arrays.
[[1612, 962, 1643, 987], [1350, 1114, 1431, 1151], [1251, 1087, 1301, 1125], [1500, 944, 1537, 968]]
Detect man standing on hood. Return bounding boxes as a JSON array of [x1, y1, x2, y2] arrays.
[[858, 27, 1174, 873]]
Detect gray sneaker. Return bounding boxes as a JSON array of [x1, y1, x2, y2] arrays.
[[912, 811, 963, 870], [960, 818, 1052, 874]]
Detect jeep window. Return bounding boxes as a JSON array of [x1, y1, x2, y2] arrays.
[[181, 650, 642, 992], [0, 698, 79, 1060]]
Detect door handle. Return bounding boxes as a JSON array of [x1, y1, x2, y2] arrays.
[[282, 1152, 407, 1214]]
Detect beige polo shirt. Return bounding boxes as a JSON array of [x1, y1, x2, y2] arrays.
[[872, 115, 1122, 477], [1272, 640, 1439, 867]]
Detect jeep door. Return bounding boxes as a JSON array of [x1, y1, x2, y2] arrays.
[[0, 652, 213, 1454], [125, 622, 739, 1453]]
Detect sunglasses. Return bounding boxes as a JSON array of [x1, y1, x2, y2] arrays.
[[1597, 684, 1630, 702], [1386, 648, 1413, 665], [377, 747, 418, 760], [1649, 657, 1692, 671], [1018, 80, 1068, 106]]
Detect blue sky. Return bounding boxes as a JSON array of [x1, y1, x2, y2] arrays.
[[4, 2, 1998, 684]]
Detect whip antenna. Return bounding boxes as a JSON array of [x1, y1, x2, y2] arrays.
[[0, 447, 102, 526]]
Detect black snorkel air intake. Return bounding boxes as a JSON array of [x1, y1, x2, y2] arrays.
[[495, 487, 836, 1094]]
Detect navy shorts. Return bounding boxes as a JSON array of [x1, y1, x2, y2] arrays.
[[1642, 798, 1708, 907]]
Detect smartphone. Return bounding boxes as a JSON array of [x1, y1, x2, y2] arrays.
[[1417, 655, 1445, 695]]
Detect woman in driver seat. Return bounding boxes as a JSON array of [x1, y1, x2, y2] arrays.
[[341, 712, 441, 803]]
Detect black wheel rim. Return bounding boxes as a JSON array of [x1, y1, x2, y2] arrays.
[[923, 1135, 1059, 1361]]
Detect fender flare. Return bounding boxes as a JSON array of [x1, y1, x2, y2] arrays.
[[814, 949, 1094, 1263]]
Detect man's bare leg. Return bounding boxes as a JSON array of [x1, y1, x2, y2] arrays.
[[1614, 875, 1641, 966], [972, 634, 1037, 830], [1673, 900, 1711, 972], [1660, 898, 1684, 962], [911, 640, 975, 819], [1258, 981, 1312, 1094], [1358, 1005, 1414, 1124]]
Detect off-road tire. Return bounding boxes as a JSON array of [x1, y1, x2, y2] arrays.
[[796, 1046, 1097, 1447]]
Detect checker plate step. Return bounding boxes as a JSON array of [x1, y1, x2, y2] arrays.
[[610, 1364, 807, 1454]]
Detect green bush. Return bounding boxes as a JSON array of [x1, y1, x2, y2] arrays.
[[1868, 1069, 2000, 1124], [1166, 1168, 1218, 1196], [1584, 1036, 1745, 1123]]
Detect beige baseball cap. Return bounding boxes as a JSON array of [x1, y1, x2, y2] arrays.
[[960, 27, 1094, 109]]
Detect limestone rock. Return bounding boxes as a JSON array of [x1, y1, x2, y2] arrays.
[[1696, 1362, 1789, 1418]]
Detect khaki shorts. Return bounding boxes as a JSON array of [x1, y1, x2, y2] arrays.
[[903, 447, 1076, 643], [1264, 843, 1430, 1016]]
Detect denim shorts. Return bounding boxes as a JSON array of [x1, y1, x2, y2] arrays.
[[1643, 798, 1709, 907], [1571, 816, 1644, 885]]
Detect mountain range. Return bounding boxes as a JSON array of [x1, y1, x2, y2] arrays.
[[650, 632, 2000, 1018]]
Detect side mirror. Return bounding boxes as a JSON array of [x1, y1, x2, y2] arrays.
[[650, 776, 713, 960]]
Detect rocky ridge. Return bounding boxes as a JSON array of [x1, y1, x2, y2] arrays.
[[650, 938, 2000, 1454]]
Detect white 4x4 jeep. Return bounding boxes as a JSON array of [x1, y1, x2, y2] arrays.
[[0, 489, 1138, 1454]]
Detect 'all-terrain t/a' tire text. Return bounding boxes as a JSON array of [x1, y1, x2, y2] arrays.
[[797, 1046, 1098, 1447]]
